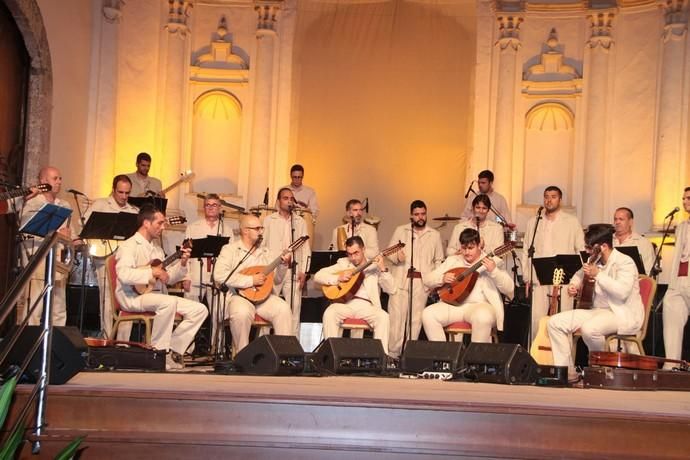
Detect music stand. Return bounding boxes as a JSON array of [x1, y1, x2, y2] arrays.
[[80, 212, 138, 241], [307, 250, 346, 275], [19, 203, 72, 237], [128, 196, 168, 214], [532, 255, 580, 286], [609, 246, 646, 275]]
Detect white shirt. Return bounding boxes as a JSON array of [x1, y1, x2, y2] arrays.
[[387, 224, 444, 288], [447, 219, 504, 257], [19, 194, 75, 241], [126, 172, 163, 197], [462, 190, 512, 224], [262, 212, 311, 276], [613, 231, 655, 275], [214, 239, 286, 292], [331, 222, 380, 260], [286, 184, 319, 218], [84, 195, 138, 222], [314, 257, 396, 309]]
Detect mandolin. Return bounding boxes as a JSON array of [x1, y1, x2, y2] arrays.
[[437, 242, 514, 305], [577, 244, 601, 309], [238, 236, 310, 304], [133, 239, 193, 295], [530, 268, 565, 365], [322, 242, 405, 303], [140, 170, 194, 197]]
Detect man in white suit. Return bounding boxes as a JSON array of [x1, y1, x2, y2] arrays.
[[422, 228, 514, 343], [663, 187, 690, 367], [315, 236, 395, 355], [548, 224, 644, 380]]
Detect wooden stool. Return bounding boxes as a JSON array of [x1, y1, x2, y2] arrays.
[[444, 321, 499, 343], [341, 317, 372, 338]]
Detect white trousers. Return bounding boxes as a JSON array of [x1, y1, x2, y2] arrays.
[[278, 269, 303, 338], [422, 301, 496, 343], [122, 293, 207, 353], [227, 294, 292, 354], [322, 298, 390, 355], [387, 278, 429, 358], [663, 278, 690, 361], [531, 284, 574, 343], [547, 308, 618, 370]]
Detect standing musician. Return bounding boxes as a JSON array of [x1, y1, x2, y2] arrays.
[[126, 152, 164, 197], [331, 199, 380, 260], [461, 170, 513, 225], [262, 187, 311, 337], [448, 194, 504, 258], [548, 224, 644, 381], [285, 164, 319, 218], [183, 193, 234, 304], [114, 205, 207, 370], [663, 187, 690, 368], [422, 229, 514, 343], [612, 207, 655, 275], [386, 200, 444, 359], [83, 174, 138, 337], [214, 214, 293, 355], [315, 236, 394, 355], [17, 166, 77, 326], [522, 186, 585, 341]]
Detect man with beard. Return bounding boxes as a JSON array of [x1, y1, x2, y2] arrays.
[[331, 199, 379, 260], [461, 170, 513, 226], [385, 200, 444, 359], [126, 152, 164, 197]]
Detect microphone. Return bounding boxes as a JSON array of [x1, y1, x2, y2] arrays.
[[464, 180, 475, 199], [537, 206, 544, 217], [67, 189, 86, 196], [363, 197, 369, 213], [475, 216, 481, 230], [665, 207, 680, 219], [263, 187, 269, 206]]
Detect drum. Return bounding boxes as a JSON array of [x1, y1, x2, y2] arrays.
[[297, 208, 315, 243], [87, 239, 120, 260], [363, 215, 381, 230], [69, 250, 99, 286], [504, 229, 518, 244]]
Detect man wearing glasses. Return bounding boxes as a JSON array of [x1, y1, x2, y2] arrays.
[[214, 214, 293, 354], [285, 164, 319, 218]]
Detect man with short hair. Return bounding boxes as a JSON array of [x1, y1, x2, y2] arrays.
[[386, 200, 444, 359], [262, 187, 311, 337], [522, 186, 585, 341], [285, 164, 319, 218], [315, 236, 394, 355], [115, 205, 207, 370], [461, 170, 512, 225], [422, 228, 514, 343], [84, 174, 139, 337], [214, 214, 293, 355], [331, 199, 380, 259], [612, 207, 655, 275], [448, 194, 504, 258], [663, 187, 690, 367], [548, 224, 644, 380], [126, 152, 163, 197]]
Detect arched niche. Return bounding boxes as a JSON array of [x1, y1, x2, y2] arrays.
[[522, 102, 574, 205], [191, 90, 243, 195]]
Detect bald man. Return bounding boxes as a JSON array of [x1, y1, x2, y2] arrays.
[[17, 166, 76, 326], [214, 215, 293, 355]]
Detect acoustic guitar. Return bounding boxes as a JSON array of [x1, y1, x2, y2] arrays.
[[238, 235, 310, 304], [576, 244, 601, 309], [0, 183, 51, 214], [530, 268, 565, 365], [139, 170, 194, 197], [133, 239, 192, 295], [322, 242, 405, 303], [436, 242, 514, 305]]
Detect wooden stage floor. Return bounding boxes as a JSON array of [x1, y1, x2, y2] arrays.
[[13, 369, 690, 459]]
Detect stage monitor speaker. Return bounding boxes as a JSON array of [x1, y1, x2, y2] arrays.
[[233, 335, 305, 375], [1, 326, 87, 385], [460, 342, 538, 385], [311, 338, 385, 374], [401, 340, 464, 374]]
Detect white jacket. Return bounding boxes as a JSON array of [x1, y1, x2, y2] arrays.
[[314, 257, 396, 309]]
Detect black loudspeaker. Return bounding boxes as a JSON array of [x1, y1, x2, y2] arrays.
[[2, 326, 87, 385], [311, 338, 385, 374], [233, 335, 305, 375], [66, 285, 101, 332], [460, 342, 538, 385], [401, 340, 464, 374]]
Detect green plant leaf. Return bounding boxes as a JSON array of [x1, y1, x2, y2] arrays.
[[53, 435, 85, 460], [0, 376, 17, 430], [0, 419, 25, 460]]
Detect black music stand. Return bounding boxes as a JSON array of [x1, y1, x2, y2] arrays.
[[128, 196, 168, 214], [80, 212, 138, 241], [532, 255, 580, 286], [607, 247, 646, 275], [307, 250, 346, 275], [19, 203, 72, 237]]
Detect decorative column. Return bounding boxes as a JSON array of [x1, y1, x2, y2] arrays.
[[158, 0, 192, 200], [88, 0, 125, 197], [653, 0, 688, 226], [248, 1, 280, 206], [492, 14, 522, 208], [582, 11, 614, 224]]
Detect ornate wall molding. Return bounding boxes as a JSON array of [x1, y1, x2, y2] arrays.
[[190, 16, 250, 83], [660, 0, 688, 42], [165, 0, 194, 37], [103, 0, 125, 24], [496, 15, 523, 50], [587, 10, 615, 50], [523, 29, 583, 97], [255, 0, 281, 32]]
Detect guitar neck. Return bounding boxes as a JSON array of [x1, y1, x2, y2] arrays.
[[160, 179, 183, 195], [453, 243, 512, 282], [0, 187, 31, 201], [161, 250, 183, 269]]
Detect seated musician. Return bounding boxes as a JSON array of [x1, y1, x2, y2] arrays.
[[422, 228, 514, 343], [447, 194, 504, 258], [547, 224, 644, 380], [213, 214, 292, 355], [114, 205, 208, 370], [314, 236, 394, 355]]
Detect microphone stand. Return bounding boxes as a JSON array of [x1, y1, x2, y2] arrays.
[[525, 208, 543, 345], [650, 212, 675, 280], [401, 220, 416, 357], [289, 207, 297, 336], [70, 190, 89, 334]]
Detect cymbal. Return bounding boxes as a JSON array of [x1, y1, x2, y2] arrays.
[[249, 205, 276, 213], [433, 214, 462, 222]]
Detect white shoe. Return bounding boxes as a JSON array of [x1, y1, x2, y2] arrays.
[[166, 354, 184, 371]]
